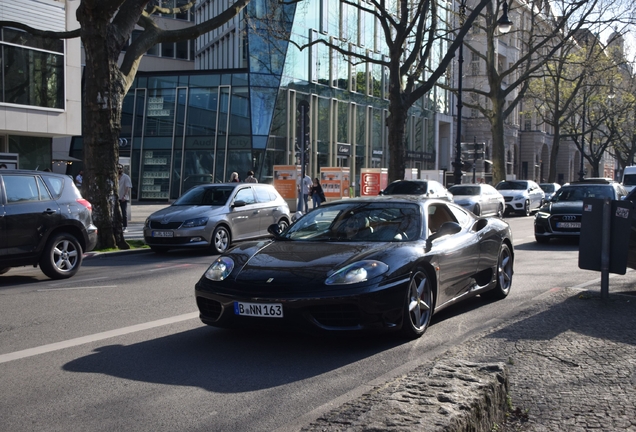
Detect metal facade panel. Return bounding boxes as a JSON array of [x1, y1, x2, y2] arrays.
[[0, 0, 66, 32]]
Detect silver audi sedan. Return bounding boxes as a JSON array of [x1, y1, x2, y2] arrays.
[[144, 183, 291, 254]]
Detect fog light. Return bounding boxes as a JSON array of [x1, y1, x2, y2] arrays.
[[190, 237, 203, 242]]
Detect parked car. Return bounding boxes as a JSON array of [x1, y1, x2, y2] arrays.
[[539, 183, 561, 201], [194, 196, 514, 339], [621, 166, 636, 193], [0, 169, 98, 279], [534, 178, 627, 243], [495, 180, 545, 216], [379, 179, 453, 201], [144, 183, 291, 254], [448, 184, 505, 217], [623, 187, 636, 270]]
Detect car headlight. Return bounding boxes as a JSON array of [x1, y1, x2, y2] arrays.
[[204, 257, 235, 281], [514, 194, 525, 200], [535, 211, 550, 219], [182, 217, 209, 228], [144, 218, 150, 228], [325, 260, 389, 285]]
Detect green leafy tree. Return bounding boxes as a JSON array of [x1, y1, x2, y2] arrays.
[[460, 0, 631, 184]]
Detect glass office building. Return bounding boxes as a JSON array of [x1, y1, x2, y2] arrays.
[[71, 0, 448, 201]]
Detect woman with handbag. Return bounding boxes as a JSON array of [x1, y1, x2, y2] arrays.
[[310, 178, 326, 209]]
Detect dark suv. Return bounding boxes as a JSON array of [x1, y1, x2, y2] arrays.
[[534, 179, 627, 243], [0, 170, 98, 279]]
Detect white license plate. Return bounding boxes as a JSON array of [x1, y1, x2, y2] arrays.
[[556, 222, 581, 229], [152, 231, 174, 237], [234, 302, 283, 318]]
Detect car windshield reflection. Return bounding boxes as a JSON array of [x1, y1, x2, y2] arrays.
[[282, 202, 421, 242], [552, 186, 614, 202], [173, 186, 234, 206]]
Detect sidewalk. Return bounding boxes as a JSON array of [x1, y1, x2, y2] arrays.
[[129, 201, 171, 224], [304, 272, 636, 431]]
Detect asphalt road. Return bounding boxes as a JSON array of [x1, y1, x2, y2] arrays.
[[0, 215, 606, 431]]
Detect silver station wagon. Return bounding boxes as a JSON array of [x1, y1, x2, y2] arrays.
[[144, 183, 291, 254]]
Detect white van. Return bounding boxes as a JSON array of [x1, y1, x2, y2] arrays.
[[622, 166, 636, 193]]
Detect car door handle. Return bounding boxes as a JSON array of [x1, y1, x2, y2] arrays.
[[43, 209, 58, 215]]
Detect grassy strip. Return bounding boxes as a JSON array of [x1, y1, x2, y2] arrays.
[[93, 239, 149, 253]]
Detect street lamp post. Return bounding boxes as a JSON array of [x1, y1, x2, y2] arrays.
[[453, 0, 512, 185], [578, 90, 587, 181]]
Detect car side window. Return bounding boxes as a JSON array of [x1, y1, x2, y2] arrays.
[[36, 177, 53, 200], [43, 176, 64, 198], [448, 205, 472, 226], [4, 175, 45, 203], [254, 186, 273, 203], [234, 187, 256, 204], [427, 204, 457, 233]]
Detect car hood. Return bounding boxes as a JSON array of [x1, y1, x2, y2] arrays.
[[542, 201, 583, 214], [148, 205, 224, 221], [226, 240, 405, 291]]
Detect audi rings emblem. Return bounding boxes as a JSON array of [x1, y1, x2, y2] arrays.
[[562, 215, 577, 221]]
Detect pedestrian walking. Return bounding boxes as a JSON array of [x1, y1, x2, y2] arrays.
[[297, 173, 312, 213], [244, 170, 258, 183], [310, 177, 326, 208], [117, 164, 132, 232]]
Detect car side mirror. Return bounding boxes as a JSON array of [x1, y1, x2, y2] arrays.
[[232, 200, 246, 208], [267, 223, 282, 237], [426, 221, 461, 251], [378, 190, 384, 196]]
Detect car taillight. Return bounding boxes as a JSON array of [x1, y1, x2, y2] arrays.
[[77, 198, 92, 211]]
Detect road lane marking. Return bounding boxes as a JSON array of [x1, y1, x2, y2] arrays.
[[0, 312, 199, 364], [48, 276, 110, 287], [37, 285, 118, 292]]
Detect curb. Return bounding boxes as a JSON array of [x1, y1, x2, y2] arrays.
[[84, 248, 153, 259]]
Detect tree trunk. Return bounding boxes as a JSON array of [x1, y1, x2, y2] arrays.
[[490, 99, 506, 184], [386, 107, 408, 183], [547, 124, 560, 183], [78, 4, 128, 250]]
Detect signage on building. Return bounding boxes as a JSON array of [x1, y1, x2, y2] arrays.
[[337, 143, 351, 156], [147, 97, 171, 117]]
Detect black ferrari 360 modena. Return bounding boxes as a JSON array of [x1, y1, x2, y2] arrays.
[[195, 196, 514, 339]]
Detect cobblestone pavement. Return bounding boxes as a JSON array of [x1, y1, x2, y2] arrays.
[[448, 279, 636, 431], [304, 274, 636, 432]]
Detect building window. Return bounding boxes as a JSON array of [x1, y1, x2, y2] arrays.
[[0, 28, 64, 109]]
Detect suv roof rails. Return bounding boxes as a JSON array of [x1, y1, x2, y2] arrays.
[[570, 178, 614, 184]]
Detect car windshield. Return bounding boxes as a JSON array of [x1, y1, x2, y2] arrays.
[[383, 181, 428, 195], [496, 181, 527, 190], [552, 186, 614, 202], [281, 202, 421, 242], [623, 174, 636, 186], [449, 186, 480, 195], [173, 186, 234, 206], [540, 184, 556, 193]]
